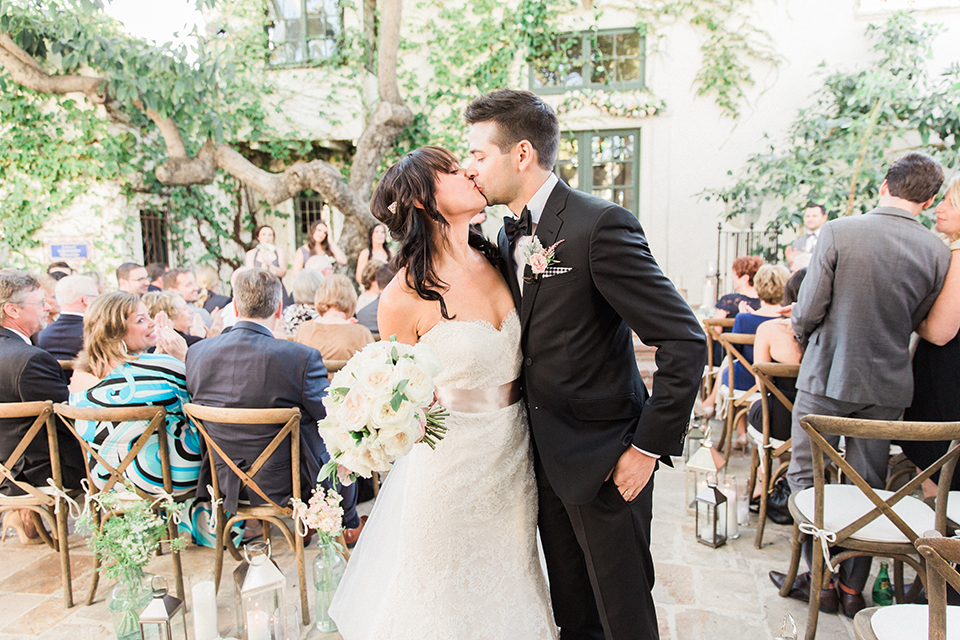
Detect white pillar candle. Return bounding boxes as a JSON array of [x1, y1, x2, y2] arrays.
[[721, 480, 738, 539], [247, 610, 271, 640], [191, 580, 219, 640]]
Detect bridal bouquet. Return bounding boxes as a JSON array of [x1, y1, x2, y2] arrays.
[[318, 338, 448, 482]]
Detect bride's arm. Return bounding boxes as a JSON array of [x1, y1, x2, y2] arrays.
[[377, 273, 421, 345], [917, 248, 960, 346]]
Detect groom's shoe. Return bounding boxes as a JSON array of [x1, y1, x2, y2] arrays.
[[344, 515, 368, 548], [769, 570, 839, 614]]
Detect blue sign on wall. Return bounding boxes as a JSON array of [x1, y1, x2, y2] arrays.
[[50, 244, 88, 259]]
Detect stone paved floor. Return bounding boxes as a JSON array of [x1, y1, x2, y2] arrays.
[[0, 446, 867, 640]]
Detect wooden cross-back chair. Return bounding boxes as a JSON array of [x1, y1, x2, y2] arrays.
[[783, 415, 960, 640], [854, 534, 960, 640], [701, 317, 735, 398], [0, 401, 75, 606], [716, 332, 760, 460], [182, 403, 314, 628], [749, 362, 799, 549], [53, 403, 186, 604]]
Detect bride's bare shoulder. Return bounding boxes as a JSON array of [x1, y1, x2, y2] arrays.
[[378, 269, 430, 343]]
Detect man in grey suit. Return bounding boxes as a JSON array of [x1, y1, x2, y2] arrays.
[[770, 152, 951, 617]]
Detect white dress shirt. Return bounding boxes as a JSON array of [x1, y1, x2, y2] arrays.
[[512, 172, 559, 294]]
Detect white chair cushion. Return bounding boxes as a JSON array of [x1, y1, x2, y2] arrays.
[[746, 424, 785, 449], [946, 491, 960, 526], [872, 604, 960, 640], [794, 485, 935, 543]]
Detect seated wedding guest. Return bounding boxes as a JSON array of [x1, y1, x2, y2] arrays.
[[292, 220, 347, 276], [0, 271, 85, 544], [283, 268, 323, 336], [704, 255, 764, 375], [185, 269, 361, 535], [195, 265, 231, 315], [296, 274, 374, 361], [69, 292, 199, 494], [356, 263, 395, 338], [37, 275, 99, 360], [703, 263, 790, 446], [143, 291, 203, 346], [355, 223, 392, 285], [747, 268, 807, 515], [356, 259, 386, 312], [116, 262, 150, 296], [145, 262, 167, 292], [163, 268, 212, 328]]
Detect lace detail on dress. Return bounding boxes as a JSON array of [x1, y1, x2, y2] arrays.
[[329, 309, 557, 640]]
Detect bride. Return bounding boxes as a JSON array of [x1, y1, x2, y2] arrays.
[[329, 146, 557, 639]]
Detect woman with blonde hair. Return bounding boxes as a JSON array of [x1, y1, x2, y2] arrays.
[[356, 259, 386, 312], [68, 293, 226, 545], [142, 290, 203, 346], [295, 273, 373, 362], [282, 268, 323, 335]]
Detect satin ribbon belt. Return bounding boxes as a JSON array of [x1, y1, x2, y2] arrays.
[[434, 379, 521, 414]]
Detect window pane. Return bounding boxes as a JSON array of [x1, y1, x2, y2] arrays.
[[273, 0, 301, 19], [533, 35, 583, 87], [556, 136, 579, 188], [616, 32, 640, 57], [596, 34, 614, 58], [591, 59, 609, 84], [612, 162, 630, 185], [616, 57, 640, 83], [593, 163, 612, 188]]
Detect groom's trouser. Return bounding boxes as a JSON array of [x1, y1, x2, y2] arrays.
[[536, 456, 658, 640]]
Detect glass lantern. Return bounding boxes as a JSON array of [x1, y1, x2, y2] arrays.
[[138, 576, 186, 640], [234, 540, 286, 640], [685, 438, 723, 513], [683, 421, 705, 463], [695, 483, 728, 548]]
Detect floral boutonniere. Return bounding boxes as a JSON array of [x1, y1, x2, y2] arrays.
[[519, 237, 564, 280]]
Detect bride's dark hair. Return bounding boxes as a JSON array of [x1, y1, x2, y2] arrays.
[[371, 146, 500, 320]]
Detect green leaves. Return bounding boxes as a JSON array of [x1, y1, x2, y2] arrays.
[[706, 12, 960, 235]]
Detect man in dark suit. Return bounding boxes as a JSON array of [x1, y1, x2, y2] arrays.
[[0, 271, 85, 532], [466, 90, 705, 640], [770, 152, 951, 616], [36, 274, 99, 360], [185, 268, 360, 533], [116, 262, 150, 296]]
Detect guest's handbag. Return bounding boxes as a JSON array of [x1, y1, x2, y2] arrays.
[[766, 477, 794, 525]]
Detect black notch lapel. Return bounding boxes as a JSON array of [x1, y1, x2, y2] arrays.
[[519, 183, 568, 333], [497, 225, 522, 309]]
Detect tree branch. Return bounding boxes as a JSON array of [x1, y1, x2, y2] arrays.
[[0, 34, 105, 102]]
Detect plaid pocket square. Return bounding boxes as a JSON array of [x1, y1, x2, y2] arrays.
[[541, 266, 573, 279]]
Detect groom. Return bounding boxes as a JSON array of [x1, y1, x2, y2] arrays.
[[465, 89, 705, 640]]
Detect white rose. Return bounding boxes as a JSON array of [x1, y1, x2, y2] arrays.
[[329, 367, 356, 391], [336, 386, 373, 433], [369, 394, 414, 432], [321, 393, 340, 420], [377, 422, 417, 458], [354, 363, 395, 397], [392, 359, 434, 408], [411, 343, 443, 377], [337, 446, 375, 478], [317, 420, 351, 455]]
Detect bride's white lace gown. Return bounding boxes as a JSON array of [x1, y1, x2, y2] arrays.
[[329, 310, 558, 639]]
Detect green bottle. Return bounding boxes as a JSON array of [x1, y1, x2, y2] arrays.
[[872, 562, 894, 606]]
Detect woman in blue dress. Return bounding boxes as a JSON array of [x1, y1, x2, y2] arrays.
[[68, 291, 229, 546]]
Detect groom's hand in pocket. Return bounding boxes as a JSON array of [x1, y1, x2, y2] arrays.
[[610, 447, 657, 502]]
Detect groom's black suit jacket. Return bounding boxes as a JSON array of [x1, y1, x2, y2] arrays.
[[499, 180, 705, 505]]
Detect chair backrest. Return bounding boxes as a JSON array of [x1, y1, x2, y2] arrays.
[[800, 415, 960, 545], [702, 318, 736, 368], [916, 534, 960, 640], [58, 360, 75, 371], [182, 404, 302, 515], [53, 403, 169, 499], [324, 359, 348, 376], [718, 332, 758, 396], [751, 362, 800, 445], [0, 400, 61, 505]]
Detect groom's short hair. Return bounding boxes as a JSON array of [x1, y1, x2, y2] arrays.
[[465, 89, 559, 170]]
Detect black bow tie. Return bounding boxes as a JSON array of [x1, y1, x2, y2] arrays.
[[504, 207, 532, 245]]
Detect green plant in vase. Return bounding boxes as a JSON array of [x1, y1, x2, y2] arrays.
[[78, 485, 185, 640]]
